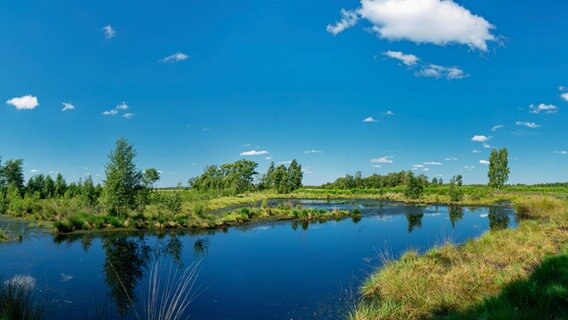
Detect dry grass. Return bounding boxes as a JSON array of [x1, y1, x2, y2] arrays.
[[351, 196, 568, 320]]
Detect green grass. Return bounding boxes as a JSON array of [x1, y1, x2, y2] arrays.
[[349, 195, 568, 320], [440, 245, 568, 320], [0, 276, 46, 320]]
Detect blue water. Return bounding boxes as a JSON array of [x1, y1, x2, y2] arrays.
[[0, 200, 516, 320]]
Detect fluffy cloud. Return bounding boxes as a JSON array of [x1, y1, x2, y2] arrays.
[[491, 124, 504, 131], [416, 64, 468, 79], [116, 102, 129, 110], [384, 110, 394, 116], [103, 102, 130, 117], [358, 0, 496, 51], [240, 150, 269, 156], [363, 116, 378, 123], [479, 160, 490, 165], [471, 135, 490, 142], [102, 109, 118, 116], [30, 169, 39, 174], [472, 149, 481, 153], [371, 156, 393, 164], [102, 25, 115, 39], [515, 121, 540, 129], [444, 157, 458, 161], [464, 165, 475, 171], [303, 150, 322, 154], [412, 164, 425, 169], [483, 143, 492, 149], [562, 93, 568, 102], [383, 50, 419, 66], [161, 52, 190, 63], [6, 95, 39, 110], [554, 150, 567, 155], [529, 103, 558, 114], [326, 9, 359, 35], [61, 102, 75, 111], [424, 161, 442, 165]]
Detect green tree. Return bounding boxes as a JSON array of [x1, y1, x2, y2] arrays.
[[287, 159, 303, 191], [262, 162, 276, 190], [2, 159, 24, 193], [55, 173, 67, 197], [143, 168, 160, 189], [103, 138, 144, 216], [449, 175, 464, 202], [404, 172, 424, 200], [272, 164, 289, 194], [82, 175, 97, 206], [43, 175, 55, 198], [488, 148, 510, 189]]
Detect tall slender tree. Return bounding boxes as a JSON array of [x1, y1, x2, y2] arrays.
[[103, 138, 144, 216], [488, 148, 510, 189]]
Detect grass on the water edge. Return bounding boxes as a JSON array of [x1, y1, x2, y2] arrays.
[[350, 195, 568, 320], [0, 276, 46, 320]]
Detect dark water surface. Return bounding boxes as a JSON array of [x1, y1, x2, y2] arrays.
[[0, 200, 516, 320]]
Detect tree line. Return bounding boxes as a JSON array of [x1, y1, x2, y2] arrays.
[[188, 159, 303, 195]]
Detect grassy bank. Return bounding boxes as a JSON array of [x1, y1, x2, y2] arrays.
[[350, 195, 568, 320]]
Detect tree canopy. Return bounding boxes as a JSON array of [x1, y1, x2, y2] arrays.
[[488, 148, 510, 189]]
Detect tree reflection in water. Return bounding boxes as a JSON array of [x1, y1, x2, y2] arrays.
[[448, 206, 464, 229], [489, 207, 510, 231], [406, 206, 424, 233]]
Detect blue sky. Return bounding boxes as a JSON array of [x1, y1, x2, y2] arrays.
[[0, 0, 567, 187]]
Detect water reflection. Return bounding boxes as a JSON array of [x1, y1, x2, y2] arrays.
[[449, 206, 464, 228], [489, 207, 510, 230], [405, 206, 424, 233]]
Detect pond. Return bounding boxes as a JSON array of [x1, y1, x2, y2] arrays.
[[0, 200, 516, 320]]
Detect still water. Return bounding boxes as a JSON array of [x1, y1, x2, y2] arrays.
[[0, 200, 516, 320]]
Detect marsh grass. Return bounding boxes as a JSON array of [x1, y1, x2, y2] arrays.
[[0, 276, 46, 320], [351, 196, 568, 320], [144, 261, 201, 320]]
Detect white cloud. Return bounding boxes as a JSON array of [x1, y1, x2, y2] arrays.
[[122, 113, 134, 119], [416, 64, 468, 79], [412, 164, 425, 168], [363, 116, 378, 123], [358, 0, 496, 51], [384, 110, 394, 116], [516, 121, 540, 129], [161, 52, 190, 63], [444, 157, 458, 161], [303, 150, 322, 154], [30, 169, 39, 174], [423, 168, 430, 171], [472, 149, 481, 153], [530, 103, 558, 114], [471, 135, 490, 142], [483, 143, 492, 149], [554, 150, 567, 155], [116, 102, 129, 110], [61, 102, 75, 111], [102, 25, 115, 39], [561, 93, 568, 102], [278, 160, 292, 165], [424, 161, 442, 165], [491, 124, 504, 131], [241, 144, 252, 147], [383, 50, 419, 66], [371, 156, 393, 164], [102, 109, 118, 116], [464, 165, 475, 170], [265, 156, 273, 160], [326, 9, 359, 35], [6, 95, 39, 110], [372, 164, 381, 168], [240, 150, 269, 156], [479, 160, 490, 165]]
